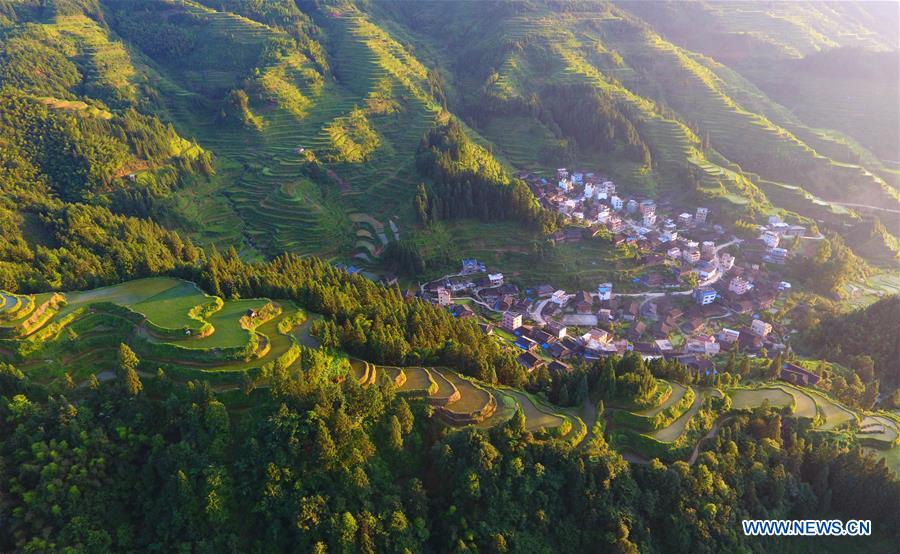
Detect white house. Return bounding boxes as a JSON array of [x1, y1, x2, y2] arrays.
[[666, 247, 682, 259], [551, 290, 568, 306], [643, 212, 657, 227], [488, 273, 504, 286], [583, 183, 595, 198], [610, 196, 624, 211], [678, 212, 693, 226], [595, 206, 610, 224], [559, 178, 572, 192], [661, 230, 678, 243]]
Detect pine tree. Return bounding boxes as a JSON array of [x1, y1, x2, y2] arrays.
[[118, 343, 139, 377], [396, 399, 414, 434], [124, 366, 143, 396], [388, 415, 403, 451]]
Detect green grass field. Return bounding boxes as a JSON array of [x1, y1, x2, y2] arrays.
[[166, 299, 270, 350], [130, 283, 213, 331]]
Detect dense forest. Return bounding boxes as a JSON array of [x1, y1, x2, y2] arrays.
[[801, 296, 900, 387], [2, 356, 898, 552], [415, 120, 562, 234]]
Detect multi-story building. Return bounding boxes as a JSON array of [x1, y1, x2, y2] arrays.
[[695, 207, 708, 224], [608, 215, 624, 233], [639, 200, 656, 216], [694, 288, 717, 305], [610, 196, 624, 211], [750, 319, 773, 338], [678, 212, 693, 227], [643, 212, 657, 227], [682, 248, 701, 264], [436, 287, 452, 306], [701, 241, 716, 258], [666, 247, 682, 259], [761, 230, 780, 248], [502, 311, 523, 331], [729, 275, 750, 295], [551, 290, 568, 306], [626, 199, 638, 213], [719, 253, 735, 271]]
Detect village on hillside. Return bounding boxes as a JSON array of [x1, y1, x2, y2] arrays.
[[420, 167, 816, 381]]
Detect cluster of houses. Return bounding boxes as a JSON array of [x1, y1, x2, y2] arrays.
[[417, 166, 808, 379]]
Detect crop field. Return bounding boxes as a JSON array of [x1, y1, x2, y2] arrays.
[[442, 371, 493, 414], [415, 220, 648, 289], [808, 390, 857, 430], [398, 366, 434, 393], [866, 445, 900, 477], [130, 284, 213, 331], [500, 388, 566, 432], [165, 299, 270, 350], [858, 416, 900, 444], [729, 387, 793, 411], [65, 278, 194, 311], [651, 387, 703, 442], [775, 384, 818, 419]]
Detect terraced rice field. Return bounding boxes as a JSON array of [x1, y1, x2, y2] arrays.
[[65, 278, 193, 310], [187, 307, 305, 373], [442, 371, 492, 414], [162, 299, 270, 350], [398, 366, 434, 392], [651, 387, 703, 442], [428, 369, 458, 402], [500, 388, 566, 432], [636, 381, 688, 417], [858, 416, 899, 444], [130, 284, 213, 330], [808, 390, 857, 430], [729, 387, 793, 411], [775, 384, 818, 419]]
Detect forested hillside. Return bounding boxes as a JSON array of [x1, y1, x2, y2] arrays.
[[2, 0, 896, 274]]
